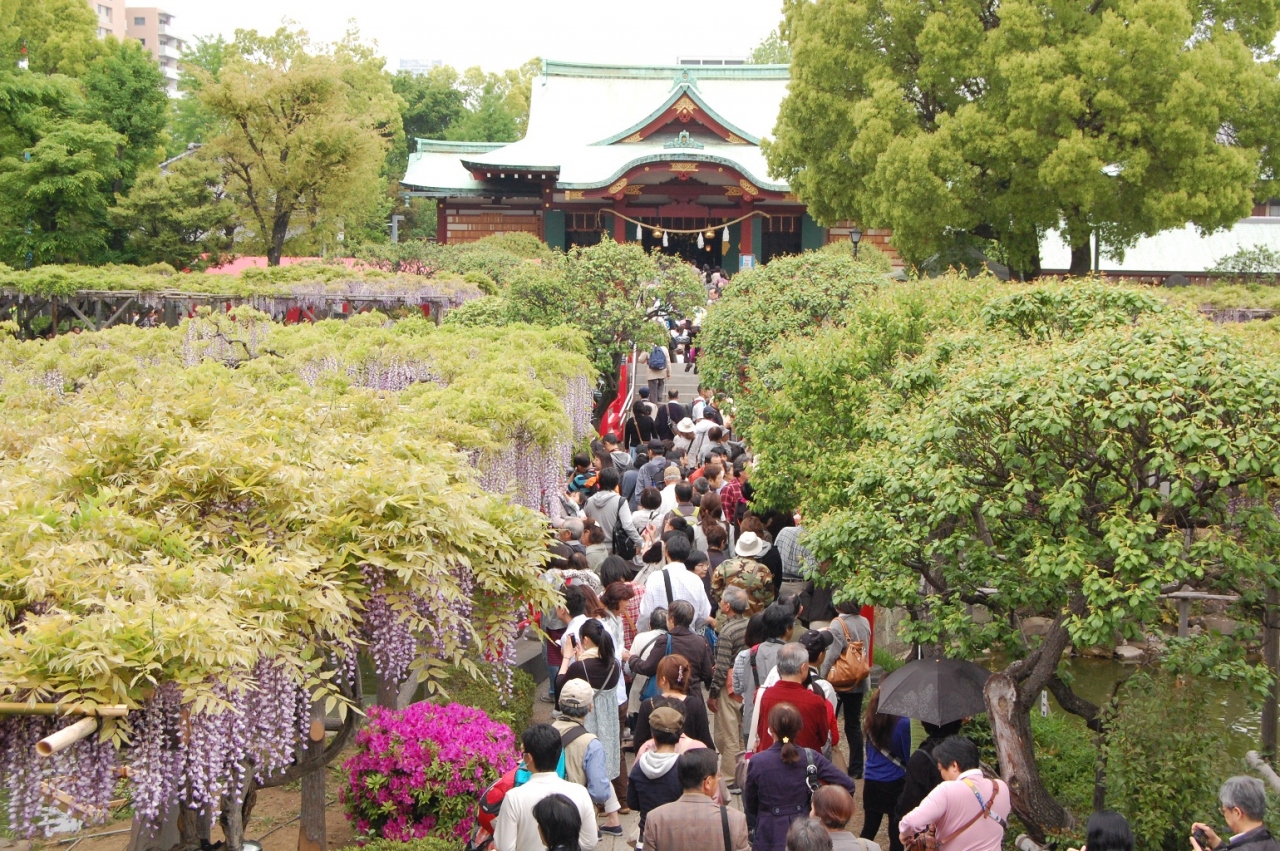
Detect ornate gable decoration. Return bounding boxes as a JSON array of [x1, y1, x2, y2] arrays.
[[664, 130, 705, 150], [594, 83, 761, 147]]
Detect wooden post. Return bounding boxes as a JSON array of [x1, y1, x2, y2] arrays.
[[1178, 598, 1191, 637], [297, 705, 328, 851], [1263, 586, 1280, 762]]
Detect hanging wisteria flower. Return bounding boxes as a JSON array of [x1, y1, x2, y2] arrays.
[[341, 702, 519, 842]]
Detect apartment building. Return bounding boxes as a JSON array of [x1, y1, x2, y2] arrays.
[[84, 0, 184, 94], [90, 0, 128, 39], [125, 8, 183, 93]]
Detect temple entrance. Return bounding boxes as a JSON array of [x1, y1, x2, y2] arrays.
[[637, 217, 724, 267]]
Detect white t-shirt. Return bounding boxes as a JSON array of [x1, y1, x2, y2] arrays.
[[494, 772, 598, 851], [637, 563, 712, 626]]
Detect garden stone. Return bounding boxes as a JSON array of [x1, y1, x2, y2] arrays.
[[1115, 644, 1145, 663], [1201, 615, 1239, 635], [1021, 616, 1053, 638]]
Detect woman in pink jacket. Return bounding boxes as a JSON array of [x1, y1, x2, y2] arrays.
[[898, 737, 1010, 851]]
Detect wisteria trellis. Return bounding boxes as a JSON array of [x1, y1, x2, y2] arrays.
[[0, 316, 587, 839]]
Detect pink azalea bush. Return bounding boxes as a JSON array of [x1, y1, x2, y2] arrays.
[[342, 702, 520, 842]]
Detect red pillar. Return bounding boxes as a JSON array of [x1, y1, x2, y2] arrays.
[[437, 199, 447, 245], [739, 213, 754, 257], [613, 207, 628, 243]]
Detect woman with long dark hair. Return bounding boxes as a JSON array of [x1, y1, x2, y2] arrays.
[[745, 703, 855, 851], [694, 491, 735, 557], [861, 689, 911, 851], [556, 618, 624, 815], [625, 399, 656, 455]]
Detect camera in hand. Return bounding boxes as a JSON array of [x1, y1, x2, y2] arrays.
[[1194, 828, 1213, 849]]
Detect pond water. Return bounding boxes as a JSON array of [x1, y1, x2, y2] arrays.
[[1051, 657, 1263, 759]]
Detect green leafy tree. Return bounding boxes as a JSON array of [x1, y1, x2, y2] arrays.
[[445, 59, 538, 143], [197, 26, 400, 264], [696, 246, 889, 388], [768, 0, 1280, 277], [1212, 245, 1280, 282], [81, 38, 168, 196], [391, 65, 465, 162], [506, 237, 705, 403], [166, 35, 228, 158], [0, 118, 122, 265], [0, 0, 105, 77], [109, 149, 237, 268], [0, 62, 83, 159], [797, 285, 1280, 834], [749, 26, 791, 63]]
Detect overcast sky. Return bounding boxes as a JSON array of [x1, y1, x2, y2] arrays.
[[163, 0, 787, 73]]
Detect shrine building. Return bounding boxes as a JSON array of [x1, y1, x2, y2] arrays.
[[401, 61, 895, 270]]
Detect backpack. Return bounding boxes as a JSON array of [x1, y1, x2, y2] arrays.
[[639, 630, 673, 702], [469, 727, 589, 851], [647, 345, 668, 370], [827, 618, 871, 692], [612, 496, 637, 560]]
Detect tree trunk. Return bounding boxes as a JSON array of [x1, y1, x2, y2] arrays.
[[376, 671, 400, 709], [1262, 584, 1280, 762], [128, 797, 204, 851], [986, 672, 1073, 840], [268, 214, 291, 267], [1068, 242, 1092, 277], [218, 770, 257, 851], [297, 707, 328, 851]]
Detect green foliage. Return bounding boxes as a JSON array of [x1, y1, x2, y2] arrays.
[[1211, 246, 1280, 282], [506, 237, 705, 379], [872, 646, 906, 673], [0, 262, 480, 301], [697, 249, 889, 390], [0, 317, 591, 716], [442, 296, 510, 328], [0, 117, 123, 265], [390, 66, 465, 170], [1103, 672, 1232, 851], [357, 235, 543, 285], [354, 838, 463, 851], [0, 0, 105, 77], [81, 38, 168, 196], [749, 27, 791, 64], [981, 285, 1165, 342], [166, 36, 228, 158], [198, 25, 401, 264], [768, 0, 1280, 273], [444, 60, 539, 143], [739, 275, 999, 513], [109, 149, 236, 269], [427, 663, 535, 737], [803, 283, 1280, 658]]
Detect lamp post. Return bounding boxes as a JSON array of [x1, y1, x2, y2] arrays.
[[849, 226, 863, 259]]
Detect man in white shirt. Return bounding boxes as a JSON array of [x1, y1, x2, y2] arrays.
[[657, 465, 683, 515], [495, 724, 598, 851], [637, 534, 712, 627]]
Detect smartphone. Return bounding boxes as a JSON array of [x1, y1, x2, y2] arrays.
[[568, 634, 579, 649]]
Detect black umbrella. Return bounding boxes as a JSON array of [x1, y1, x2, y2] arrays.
[[876, 658, 992, 726]]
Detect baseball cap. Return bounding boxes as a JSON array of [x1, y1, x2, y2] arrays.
[[649, 706, 685, 734], [649, 439, 667, 453], [558, 678, 594, 711], [799, 629, 835, 660]]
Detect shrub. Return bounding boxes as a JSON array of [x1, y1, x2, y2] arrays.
[[442, 296, 510, 328], [1103, 672, 1232, 851], [342, 702, 520, 842], [428, 663, 536, 739], [697, 249, 889, 388], [353, 839, 463, 851]]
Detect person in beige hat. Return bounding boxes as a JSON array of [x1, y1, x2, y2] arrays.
[[626, 706, 688, 846], [554, 678, 625, 835]]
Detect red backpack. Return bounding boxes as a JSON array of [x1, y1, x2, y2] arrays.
[[466, 726, 589, 851]]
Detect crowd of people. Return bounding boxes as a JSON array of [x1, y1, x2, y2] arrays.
[[488, 310, 1280, 851]]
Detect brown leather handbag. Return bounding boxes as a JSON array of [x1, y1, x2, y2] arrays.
[[827, 618, 871, 691]]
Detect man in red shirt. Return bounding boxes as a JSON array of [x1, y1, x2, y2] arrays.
[[754, 642, 837, 752], [719, 459, 746, 526]]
